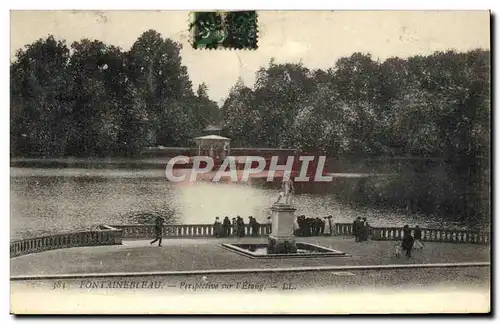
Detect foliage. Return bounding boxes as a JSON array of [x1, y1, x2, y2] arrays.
[[220, 51, 490, 224], [10, 31, 220, 157], [10, 34, 490, 224]]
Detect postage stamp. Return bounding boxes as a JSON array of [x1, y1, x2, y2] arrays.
[[189, 11, 258, 49], [9, 10, 491, 315]]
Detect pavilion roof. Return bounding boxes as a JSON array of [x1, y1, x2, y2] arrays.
[[195, 135, 230, 141]]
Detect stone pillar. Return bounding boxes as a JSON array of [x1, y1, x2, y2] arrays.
[[267, 203, 298, 254]]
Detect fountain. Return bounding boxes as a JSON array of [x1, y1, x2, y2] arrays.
[[222, 178, 349, 258]]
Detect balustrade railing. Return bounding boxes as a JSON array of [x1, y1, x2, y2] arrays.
[[10, 222, 489, 258], [112, 224, 272, 239], [10, 225, 123, 258], [113, 223, 489, 245], [333, 223, 490, 245]]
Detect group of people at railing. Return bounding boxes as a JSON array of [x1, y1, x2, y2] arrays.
[[293, 215, 334, 237], [352, 217, 371, 242], [213, 216, 270, 238], [213, 214, 337, 238], [351, 216, 425, 258], [399, 225, 424, 258]]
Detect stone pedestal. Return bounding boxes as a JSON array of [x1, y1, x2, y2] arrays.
[[267, 203, 297, 254]]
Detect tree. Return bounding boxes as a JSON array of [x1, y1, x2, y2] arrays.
[[252, 60, 315, 147], [10, 35, 71, 156], [193, 83, 221, 129], [127, 30, 195, 146], [64, 39, 126, 156], [221, 79, 260, 146]]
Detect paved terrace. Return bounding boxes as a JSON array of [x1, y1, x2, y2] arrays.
[[11, 236, 490, 278]]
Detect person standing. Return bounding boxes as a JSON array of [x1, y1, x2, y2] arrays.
[[353, 217, 361, 242], [358, 219, 366, 242], [299, 215, 307, 236], [150, 216, 164, 247], [307, 217, 314, 236], [401, 225, 415, 258], [247, 216, 252, 235], [223, 141, 230, 159], [360, 217, 370, 241], [237, 217, 246, 237], [249, 216, 260, 237], [248, 216, 253, 235], [326, 215, 334, 236], [413, 225, 424, 249], [213, 217, 222, 238], [223, 216, 231, 237], [232, 217, 237, 236], [314, 217, 321, 236]]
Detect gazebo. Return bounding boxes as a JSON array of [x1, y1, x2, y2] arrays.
[[194, 134, 230, 159]]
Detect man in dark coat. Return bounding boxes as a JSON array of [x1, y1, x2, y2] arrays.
[[250, 216, 260, 237], [297, 215, 306, 236], [150, 216, 164, 247], [223, 216, 231, 237], [315, 218, 322, 236], [359, 217, 369, 241], [414, 225, 424, 249], [232, 217, 237, 236], [325, 215, 334, 236], [266, 216, 272, 234], [213, 217, 222, 238], [237, 217, 246, 237], [401, 225, 414, 258], [358, 219, 366, 242], [353, 217, 361, 242], [307, 217, 314, 236]]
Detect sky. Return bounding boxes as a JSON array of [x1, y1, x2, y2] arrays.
[[10, 10, 490, 104]]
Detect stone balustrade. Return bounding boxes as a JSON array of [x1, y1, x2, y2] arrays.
[[10, 225, 123, 258], [334, 223, 490, 245], [10, 222, 490, 258], [114, 223, 489, 244], [112, 224, 272, 238]]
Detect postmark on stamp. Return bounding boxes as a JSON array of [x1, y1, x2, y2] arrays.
[[189, 11, 258, 50]]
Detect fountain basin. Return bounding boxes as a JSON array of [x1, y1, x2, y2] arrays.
[[221, 242, 350, 259]]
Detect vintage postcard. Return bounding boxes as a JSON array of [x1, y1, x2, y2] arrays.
[[10, 10, 491, 314]]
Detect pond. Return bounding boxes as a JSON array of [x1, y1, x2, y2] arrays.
[[10, 167, 462, 240]]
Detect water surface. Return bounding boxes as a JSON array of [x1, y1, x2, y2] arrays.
[[10, 167, 460, 240]]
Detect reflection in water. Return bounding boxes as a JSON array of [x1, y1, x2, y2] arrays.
[[10, 167, 460, 240]]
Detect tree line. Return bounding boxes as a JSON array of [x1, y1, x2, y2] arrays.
[[220, 49, 489, 226], [10, 31, 490, 225], [10, 30, 220, 157], [222, 52, 489, 161]]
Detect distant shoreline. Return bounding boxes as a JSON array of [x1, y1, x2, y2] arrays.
[[10, 157, 174, 170], [9, 155, 438, 173]]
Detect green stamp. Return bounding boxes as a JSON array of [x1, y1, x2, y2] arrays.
[[189, 11, 258, 50]]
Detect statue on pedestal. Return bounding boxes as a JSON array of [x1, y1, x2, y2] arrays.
[[268, 176, 298, 254], [275, 177, 295, 205]]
